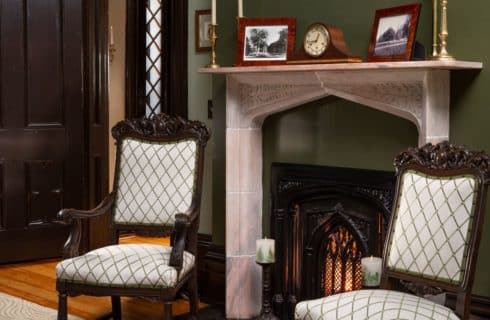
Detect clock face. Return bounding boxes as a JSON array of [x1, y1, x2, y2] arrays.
[[303, 24, 331, 58]]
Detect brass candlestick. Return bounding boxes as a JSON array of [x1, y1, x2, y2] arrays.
[[431, 0, 439, 58], [436, 0, 455, 61], [207, 24, 220, 68]]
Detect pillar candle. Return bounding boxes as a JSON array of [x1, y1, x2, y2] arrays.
[[238, 0, 243, 17], [361, 256, 382, 287], [256, 238, 275, 263], [212, 0, 217, 25]]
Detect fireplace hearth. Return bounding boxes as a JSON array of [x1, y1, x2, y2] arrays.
[[270, 163, 396, 319]]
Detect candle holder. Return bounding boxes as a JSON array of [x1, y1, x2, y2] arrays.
[[431, 0, 439, 58], [434, 0, 455, 61], [207, 24, 220, 68], [256, 262, 279, 320]]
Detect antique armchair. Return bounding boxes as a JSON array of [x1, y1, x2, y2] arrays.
[[295, 141, 489, 320], [55, 114, 210, 320]]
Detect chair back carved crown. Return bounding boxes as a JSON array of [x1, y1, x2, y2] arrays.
[[110, 114, 210, 228], [385, 141, 489, 292]]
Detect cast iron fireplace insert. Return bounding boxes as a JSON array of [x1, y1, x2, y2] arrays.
[[270, 162, 396, 319]]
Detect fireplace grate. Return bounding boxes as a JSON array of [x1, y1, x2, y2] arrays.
[[321, 227, 363, 296]]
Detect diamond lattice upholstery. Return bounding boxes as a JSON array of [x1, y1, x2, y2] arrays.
[[294, 290, 459, 320], [113, 138, 197, 226], [386, 171, 477, 284], [56, 244, 195, 288]]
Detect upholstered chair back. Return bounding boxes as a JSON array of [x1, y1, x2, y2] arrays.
[[113, 138, 197, 226], [386, 170, 477, 284], [383, 142, 489, 292], [111, 114, 209, 228]]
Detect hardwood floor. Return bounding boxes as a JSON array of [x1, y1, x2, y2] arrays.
[[0, 236, 205, 319]]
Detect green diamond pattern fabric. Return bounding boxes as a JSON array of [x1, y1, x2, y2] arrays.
[[294, 290, 459, 320], [56, 244, 194, 288], [386, 171, 477, 284], [114, 138, 197, 226]]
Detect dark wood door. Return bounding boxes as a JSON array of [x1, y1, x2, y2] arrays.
[[0, 0, 92, 263]]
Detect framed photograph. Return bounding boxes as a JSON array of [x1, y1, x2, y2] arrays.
[[236, 17, 296, 66], [367, 4, 421, 62], [195, 9, 212, 52]]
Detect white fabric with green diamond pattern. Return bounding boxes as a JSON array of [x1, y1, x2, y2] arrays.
[[294, 290, 459, 319], [113, 138, 197, 226], [386, 170, 477, 284], [56, 244, 195, 288]]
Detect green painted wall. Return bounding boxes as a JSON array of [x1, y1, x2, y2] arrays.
[[188, 0, 213, 235], [212, 0, 490, 296]]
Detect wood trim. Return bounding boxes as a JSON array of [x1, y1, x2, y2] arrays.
[[125, 0, 146, 119], [125, 0, 188, 119], [446, 294, 490, 318], [83, 0, 110, 252], [165, 0, 188, 118], [197, 234, 225, 305]]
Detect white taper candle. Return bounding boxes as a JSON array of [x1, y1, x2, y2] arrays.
[[238, 0, 243, 17], [212, 0, 217, 25]]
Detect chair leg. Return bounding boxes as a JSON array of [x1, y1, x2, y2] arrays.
[[111, 296, 122, 320], [163, 301, 173, 320], [188, 269, 199, 318], [58, 293, 68, 320]]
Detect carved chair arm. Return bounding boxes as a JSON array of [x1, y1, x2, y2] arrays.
[[59, 193, 116, 259], [168, 205, 199, 271]]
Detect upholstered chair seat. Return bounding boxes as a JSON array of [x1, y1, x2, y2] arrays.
[[294, 290, 459, 320], [56, 244, 195, 288]]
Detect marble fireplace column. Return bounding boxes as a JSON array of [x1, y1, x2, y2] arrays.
[[224, 73, 328, 318], [225, 79, 264, 318]]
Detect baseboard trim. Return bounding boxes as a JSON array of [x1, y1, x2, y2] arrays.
[[446, 293, 490, 317], [197, 233, 225, 305]]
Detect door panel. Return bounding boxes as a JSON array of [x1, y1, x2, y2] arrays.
[[26, 0, 64, 126], [26, 160, 64, 225], [0, 0, 88, 263]]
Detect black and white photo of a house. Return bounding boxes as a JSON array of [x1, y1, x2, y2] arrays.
[[374, 14, 411, 56], [243, 25, 288, 61]]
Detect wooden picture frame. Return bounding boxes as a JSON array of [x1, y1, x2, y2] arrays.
[[236, 17, 296, 66], [195, 9, 211, 52], [367, 4, 421, 62]]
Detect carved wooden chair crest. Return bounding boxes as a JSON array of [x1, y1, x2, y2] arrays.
[[55, 114, 210, 319], [295, 141, 489, 320]]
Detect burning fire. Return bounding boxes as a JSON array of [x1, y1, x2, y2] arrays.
[[322, 227, 363, 295]]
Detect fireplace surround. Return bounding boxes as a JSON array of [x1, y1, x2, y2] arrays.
[[200, 61, 482, 318], [270, 163, 396, 318]]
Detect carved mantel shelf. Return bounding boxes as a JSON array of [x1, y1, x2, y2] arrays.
[[199, 60, 483, 319], [201, 60, 482, 146]]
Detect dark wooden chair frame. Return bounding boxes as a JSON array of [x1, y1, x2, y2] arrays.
[[56, 114, 210, 320], [381, 141, 490, 320]]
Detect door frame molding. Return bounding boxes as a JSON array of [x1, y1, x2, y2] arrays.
[[83, 0, 110, 251], [125, 0, 188, 119]]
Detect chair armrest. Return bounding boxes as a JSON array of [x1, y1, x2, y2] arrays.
[[169, 213, 190, 271], [59, 193, 116, 259]]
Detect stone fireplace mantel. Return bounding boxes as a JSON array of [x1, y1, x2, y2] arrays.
[[199, 60, 482, 319]]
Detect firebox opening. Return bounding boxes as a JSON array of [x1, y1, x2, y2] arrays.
[[270, 162, 395, 319]]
